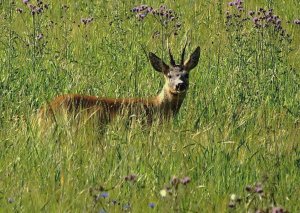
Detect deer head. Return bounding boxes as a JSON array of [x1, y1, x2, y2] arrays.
[[149, 45, 200, 96]]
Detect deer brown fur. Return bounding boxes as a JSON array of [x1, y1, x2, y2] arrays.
[[38, 45, 200, 127]]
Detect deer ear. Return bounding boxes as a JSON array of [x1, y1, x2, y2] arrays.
[[149, 52, 169, 73], [184, 46, 200, 71]]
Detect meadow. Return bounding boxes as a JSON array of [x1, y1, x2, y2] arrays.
[[0, 0, 299, 212]]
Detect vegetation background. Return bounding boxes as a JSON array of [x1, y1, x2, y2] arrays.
[[0, 0, 299, 212]]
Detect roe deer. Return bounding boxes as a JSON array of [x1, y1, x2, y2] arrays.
[[39, 45, 200, 127]]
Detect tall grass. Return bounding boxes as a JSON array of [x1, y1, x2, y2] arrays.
[[0, 0, 299, 212]]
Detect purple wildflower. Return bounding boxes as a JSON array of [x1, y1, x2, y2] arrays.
[[87, 17, 93, 23], [7, 197, 15, 203], [253, 17, 259, 23], [160, 5, 166, 10], [81, 17, 93, 25], [254, 183, 263, 194], [294, 19, 300, 25], [181, 176, 191, 185], [16, 8, 23, 13], [81, 18, 87, 24], [265, 9, 273, 17], [237, 5, 243, 11], [229, 0, 243, 10], [171, 176, 180, 187], [245, 185, 253, 192], [271, 207, 286, 213], [248, 10, 255, 16], [27, 3, 35, 11], [131, 4, 179, 24], [175, 22, 181, 28], [36, 7, 43, 14], [147, 7, 153, 13], [61, 4, 69, 11], [137, 13, 146, 20], [111, 199, 119, 205], [124, 174, 137, 182], [130, 5, 148, 12], [148, 202, 155, 208], [266, 17, 273, 23], [259, 8, 266, 13], [23, 0, 29, 4], [36, 33, 43, 40], [236, 0, 243, 5], [99, 192, 109, 198], [228, 201, 236, 208], [276, 19, 281, 25]]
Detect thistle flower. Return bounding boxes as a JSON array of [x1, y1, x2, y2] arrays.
[[265, 9, 273, 17], [254, 183, 263, 194], [271, 206, 286, 213], [170, 176, 180, 188], [124, 174, 137, 182], [16, 8, 23, 13], [253, 17, 259, 23], [228, 0, 243, 11], [294, 19, 300, 25], [228, 201, 236, 208], [7, 197, 15, 203], [136, 13, 146, 20], [37, 0, 43, 6], [81, 17, 93, 25], [237, 5, 243, 12], [276, 19, 281, 25], [259, 8, 266, 13], [61, 4, 69, 11], [248, 11, 255, 16], [181, 176, 191, 185], [266, 17, 273, 23], [245, 185, 253, 192], [36, 7, 43, 14], [36, 33, 43, 40], [131, 4, 179, 26], [111, 199, 119, 205]]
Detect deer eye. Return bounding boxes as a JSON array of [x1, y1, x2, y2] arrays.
[[167, 74, 172, 79]]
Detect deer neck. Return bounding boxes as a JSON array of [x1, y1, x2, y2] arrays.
[[155, 85, 186, 116]]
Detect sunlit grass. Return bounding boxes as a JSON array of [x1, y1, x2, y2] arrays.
[[0, 0, 299, 212]]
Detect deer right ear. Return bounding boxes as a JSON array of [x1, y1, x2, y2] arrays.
[[184, 46, 200, 71], [149, 52, 169, 73]]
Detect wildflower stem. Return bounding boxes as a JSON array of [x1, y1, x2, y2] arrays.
[[32, 14, 36, 73]]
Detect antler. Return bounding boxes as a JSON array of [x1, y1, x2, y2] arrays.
[[180, 40, 188, 66], [168, 48, 176, 66]]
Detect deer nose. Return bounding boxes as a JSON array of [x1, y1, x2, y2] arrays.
[[176, 83, 187, 91]]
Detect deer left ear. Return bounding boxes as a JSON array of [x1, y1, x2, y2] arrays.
[[184, 46, 200, 71], [149, 52, 169, 74]]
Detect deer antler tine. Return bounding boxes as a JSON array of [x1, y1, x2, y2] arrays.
[[180, 40, 188, 66], [169, 48, 176, 66]]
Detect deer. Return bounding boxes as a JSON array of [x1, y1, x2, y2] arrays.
[[38, 44, 200, 129]]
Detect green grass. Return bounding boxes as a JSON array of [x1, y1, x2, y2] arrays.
[[0, 0, 300, 212]]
